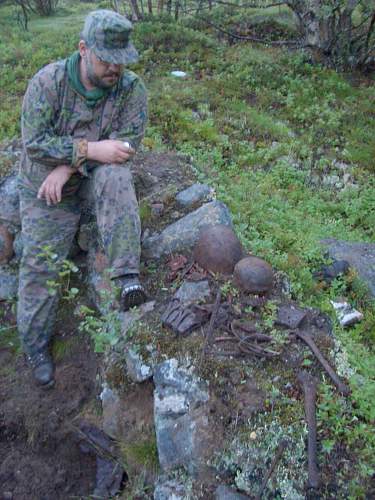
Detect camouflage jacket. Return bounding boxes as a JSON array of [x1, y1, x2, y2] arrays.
[[20, 58, 147, 192]]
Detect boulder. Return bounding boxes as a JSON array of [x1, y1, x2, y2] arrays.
[[153, 359, 211, 475], [321, 239, 375, 297], [142, 201, 233, 260], [194, 224, 243, 275], [176, 183, 213, 208]]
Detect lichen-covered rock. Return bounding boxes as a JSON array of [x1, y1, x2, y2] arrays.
[[321, 238, 375, 297], [176, 183, 213, 208], [100, 385, 122, 439], [142, 201, 233, 260], [124, 347, 153, 382], [154, 478, 188, 500], [215, 485, 250, 500], [153, 359, 212, 475], [0, 265, 18, 300], [173, 280, 211, 305], [194, 224, 242, 275]]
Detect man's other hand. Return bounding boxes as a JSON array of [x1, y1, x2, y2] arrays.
[[37, 165, 73, 205], [87, 140, 135, 164]]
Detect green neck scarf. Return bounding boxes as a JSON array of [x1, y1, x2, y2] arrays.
[[67, 51, 109, 108]]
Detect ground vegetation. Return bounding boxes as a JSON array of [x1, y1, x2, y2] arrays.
[[0, 1, 374, 498]]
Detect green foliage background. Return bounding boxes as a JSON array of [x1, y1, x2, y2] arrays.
[[0, 1, 374, 497]]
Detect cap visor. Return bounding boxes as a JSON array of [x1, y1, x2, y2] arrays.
[[93, 42, 139, 64]]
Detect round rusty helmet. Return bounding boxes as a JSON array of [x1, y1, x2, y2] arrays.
[[0, 224, 14, 264], [193, 224, 242, 274], [234, 256, 274, 294]]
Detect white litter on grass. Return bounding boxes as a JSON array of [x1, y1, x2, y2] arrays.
[[331, 299, 363, 327], [170, 70, 187, 78]]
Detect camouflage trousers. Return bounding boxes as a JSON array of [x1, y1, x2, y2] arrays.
[[17, 164, 141, 356]]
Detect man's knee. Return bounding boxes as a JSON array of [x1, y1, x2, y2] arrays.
[[94, 164, 135, 198]]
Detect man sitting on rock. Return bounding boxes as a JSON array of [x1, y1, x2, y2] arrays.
[[18, 10, 147, 387]]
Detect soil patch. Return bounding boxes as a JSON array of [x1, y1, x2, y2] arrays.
[[0, 303, 99, 500]]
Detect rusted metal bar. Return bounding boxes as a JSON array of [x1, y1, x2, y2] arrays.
[[295, 330, 350, 396], [297, 371, 321, 490], [255, 438, 289, 500]]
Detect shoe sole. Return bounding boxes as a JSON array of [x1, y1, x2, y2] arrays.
[[122, 289, 147, 311]]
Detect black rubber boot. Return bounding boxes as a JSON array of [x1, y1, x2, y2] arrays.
[[27, 350, 55, 388]]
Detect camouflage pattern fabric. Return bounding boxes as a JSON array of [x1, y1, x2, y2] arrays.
[[18, 164, 141, 356], [20, 60, 147, 192], [18, 57, 147, 356], [82, 9, 139, 64]]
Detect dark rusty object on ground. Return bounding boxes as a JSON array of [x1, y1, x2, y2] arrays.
[[201, 289, 222, 362], [227, 320, 279, 358], [0, 224, 14, 264], [193, 224, 242, 274], [255, 438, 289, 500], [297, 371, 321, 491], [161, 298, 210, 335], [294, 329, 350, 396], [234, 256, 274, 294]]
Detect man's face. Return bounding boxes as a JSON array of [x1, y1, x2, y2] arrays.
[[83, 47, 123, 89]]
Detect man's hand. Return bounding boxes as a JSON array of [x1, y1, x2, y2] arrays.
[[37, 165, 74, 206], [87, 140, 135, 164]]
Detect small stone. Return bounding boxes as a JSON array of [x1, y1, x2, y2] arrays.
[[173, 280, 211, 305], [234, 256, 274, 294], [331, 299, 363, 327], [249, 431, 257, 440], [194, 224, 242, 275], [170, 70, 187, 78], [176, 183, 213, 208], [151, 202, 164, 217]]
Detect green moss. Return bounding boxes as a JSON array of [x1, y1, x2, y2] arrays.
[[120, 435, 159, 470]]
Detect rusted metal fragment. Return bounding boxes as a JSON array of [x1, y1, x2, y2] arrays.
[[297, 371, 321, 490], [276, 303, 307, 329]]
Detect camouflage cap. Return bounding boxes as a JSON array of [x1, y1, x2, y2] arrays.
[[82, 10, 139, 65]]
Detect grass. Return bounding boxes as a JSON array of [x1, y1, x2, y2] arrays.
[[0, 2, 374, 497]]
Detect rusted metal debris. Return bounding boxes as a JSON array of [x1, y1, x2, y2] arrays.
[[294, 329, 350, 396], [255, 438, 289, 500], [226, 319, 280, 358], [161, 298, 210, 335], [297, 371, 321, 490], [201, 289, 222, 362]]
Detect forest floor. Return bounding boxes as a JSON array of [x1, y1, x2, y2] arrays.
[[0, 1, 374, 499]]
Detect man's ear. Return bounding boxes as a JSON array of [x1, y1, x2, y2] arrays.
[[78, 40, 87, 58]]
